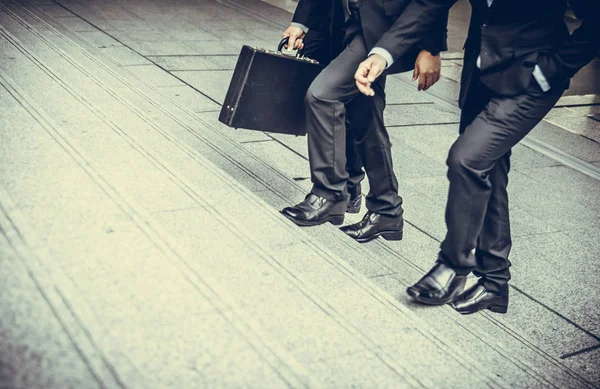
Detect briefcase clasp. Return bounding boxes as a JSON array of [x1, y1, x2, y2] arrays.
[[274, 37, 320, 65]]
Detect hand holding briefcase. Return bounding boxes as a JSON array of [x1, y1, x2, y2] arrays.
[[219, 38, 324, 136]]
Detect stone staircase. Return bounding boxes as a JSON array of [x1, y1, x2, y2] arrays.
[[0, 0, 597, 388]]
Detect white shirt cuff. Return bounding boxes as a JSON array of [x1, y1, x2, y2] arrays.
[[369, 48, 394, 69], [290, 22, 309, 33]]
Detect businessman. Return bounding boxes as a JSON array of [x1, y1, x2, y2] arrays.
[[281, 0, 448, 244], [355, 0, 600, 313], [293, 10, 369, 217]]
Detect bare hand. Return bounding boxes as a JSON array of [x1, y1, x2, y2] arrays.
[[413, 50, 441, 91], [355, 54, 388, 96], [282, 25, 305, 51]]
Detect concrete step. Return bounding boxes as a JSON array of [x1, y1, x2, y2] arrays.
[[0, 0, 597, 388], [0, 1, 504, 388]]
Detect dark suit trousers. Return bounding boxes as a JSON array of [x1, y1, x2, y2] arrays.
[[302, 29, 365, 194], [305, 20, 403, 217], [439, 68, 565, 292]]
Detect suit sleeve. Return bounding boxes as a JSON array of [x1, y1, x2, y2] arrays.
[[417, 10, 449, 56], [373, 0, 457, 62], [553, 0, 600, 79], [291, 0, 330, 32]]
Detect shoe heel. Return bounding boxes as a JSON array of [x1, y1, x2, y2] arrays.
[[381, 230, 403, 241], [489, 304, 508, 314], [329, 215, 345, 226]]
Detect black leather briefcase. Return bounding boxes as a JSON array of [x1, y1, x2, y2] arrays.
[[219, 39, 324, 136]]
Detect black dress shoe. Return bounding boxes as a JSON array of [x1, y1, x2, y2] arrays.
[[451, 283, 508, 315], [346, 185, 362, 214], [281, 194, 346, 226], [340, 211, 403, 243], [406, 262, 467, 305]]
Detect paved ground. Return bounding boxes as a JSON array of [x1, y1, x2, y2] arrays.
[[0, 0, 599, 388]]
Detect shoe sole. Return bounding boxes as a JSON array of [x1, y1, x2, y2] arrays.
[[489, 304, 509, 314], [281, 211, 345, 226], [353, 229, 403, 243], [454, 303, 509, 315], [406, 279, 466, 306]]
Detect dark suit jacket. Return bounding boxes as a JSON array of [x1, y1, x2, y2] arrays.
[[374, 0, 600, 106], [291, 0, 449, 74]]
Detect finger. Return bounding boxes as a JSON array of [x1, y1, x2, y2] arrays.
[[354, 64, 370, 84], [360, 73, 374, 87], [287, 36, 296, 50], [427, 75, 434, 91], [366, 64, 383, 82], [356, 80, 374, 96], [294, 38, 303, 50], [422, 75, 432, 91], [425, 75, 435, 91], [418, 74, 426, 91], [355, 72, 371, 93], [412, 66, 419, 81], [364, 80, 375, 96], [355, 63, 368, 81], [421, 74, 428, 91], [355, 79, 367, 95], [356, 80, 368, 95], [368, 84, 375, 96], [360, 58, 373, 73]]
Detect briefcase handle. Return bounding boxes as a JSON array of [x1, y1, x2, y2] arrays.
[[278, 37, 304, 58]]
